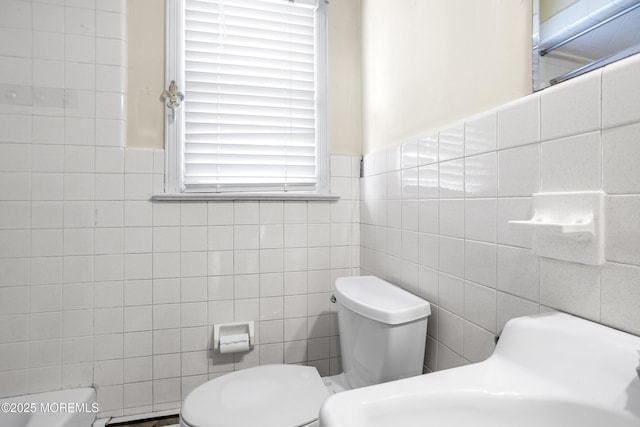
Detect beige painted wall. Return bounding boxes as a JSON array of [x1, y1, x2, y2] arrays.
[[328, 0, 362, 156], [361, 0, 533, 154], [127, 0, 165, 149], [126, 0, 363, 156]]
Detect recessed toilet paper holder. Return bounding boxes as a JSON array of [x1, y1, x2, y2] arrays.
[[213, 321, 255, 353]]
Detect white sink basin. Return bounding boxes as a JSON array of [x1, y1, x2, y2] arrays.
[[357, 393, 638, 427], [319, 313, 640, 427]]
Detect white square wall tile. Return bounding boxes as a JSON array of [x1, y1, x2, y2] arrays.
[[0, 28, 32, 58], [64, 34, 95, 64], [0, 56, 31, 88], [234, 202, 259, 224], [97, 11, 125, 39], [64, 146, 95, 173], [330, 155, 351, 177], [0, 286, 30, 315], [124, 331, 152, 358], [464, 281, 497, 333], [605, 195, 640, 266], [438, 199, 464, 238], [540, 132, 601, 192], [437, 308, 463, 352], [0, 144, 30, 172], [417, 133, 438, 165], [465, 152, 497, 198], [33, 59, 63, 89], [152, 202, 180, 227], [97, 0, 126, 13], [96, 38, 126, 66], [496, 292, 539, 332], [437, 342, 463, 371], [401, 139, 418, 169], [31, 229, 62, 257], [463, 321, 495, 363], [401, 200, 419, 232], [465, 198, 497, 243], [63, 228, 94, 256], [498, 93, 540, 149], [64, 117, 95, 147], [601, 263, 640, 336], [603, 123, 640, 194], [497, 245, 539, 302], [33, 116, 64, 145], [63, 173, 94, 200], [124, 174, 153, 200], [386, 145, 401, 172], [386, 227, 401, 258], [65, 62, 95, 90], [97, 65, 126, 93], [95, 173, 124, 201], [464, 240, 496, 289], [95, 119, 124, 147], [498, 144, 539, 197], [387, 171, 401, 200], [418, 233, 438, 270], [401, 231, 419, 264], [259, 202, 284, 225], [540, 258, 600, 322], [418, 164, 438, 199], [497, 197, 533, 249], [0, 1, 32, 30], [95, 201, 123, 227], [371, 149, 386, 175], [540, 69, 601, 141], [29, 366, 62, 393], [439, 237, 464, 278], [31, 285, 62, 314], [0, 257, 29, 287], [124, 253, 152, 281], [401, 168, 419, 200], [124, 382, 152, 409], [96, 92, 125, 120], [95, 147, 124, 173], [439, 159, 464, 198], [465, 111, 496, 156], [31, 145, 62, 173], [0, 172, 31, 201], [0, 114, 31, 144], [602, 53, 640, 128], [95, 281, 124, 308], [65, 7, 96, 36], [30, 312, 61, 341], [439, 123, 464, 161]]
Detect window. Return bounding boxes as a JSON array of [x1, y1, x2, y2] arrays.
[[164, 0, 329, 197]]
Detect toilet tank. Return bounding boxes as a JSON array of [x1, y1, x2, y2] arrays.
[[334, 276, 431, 389]]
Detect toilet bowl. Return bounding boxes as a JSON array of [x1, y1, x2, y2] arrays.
[[180, 276, 430, 427]]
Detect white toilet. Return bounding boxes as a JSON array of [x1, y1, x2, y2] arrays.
[[180, 276, 430, 427]]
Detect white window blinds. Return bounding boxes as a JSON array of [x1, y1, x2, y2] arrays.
[[178, 0, 326, 193]]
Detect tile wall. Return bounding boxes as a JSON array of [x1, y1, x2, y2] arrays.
[[360, 53, 640, 372], [0, 0, 360, 418]]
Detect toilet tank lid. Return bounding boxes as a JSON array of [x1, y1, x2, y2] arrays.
[[335, 276, 430, 325]]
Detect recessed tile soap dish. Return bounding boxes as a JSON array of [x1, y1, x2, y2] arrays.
[[508, 191, 605, 265]]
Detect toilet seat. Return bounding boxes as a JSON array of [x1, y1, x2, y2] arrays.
[[180, 364, 330, 427]]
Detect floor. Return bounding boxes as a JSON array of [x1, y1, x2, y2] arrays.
[[106, 415, 179, 427]]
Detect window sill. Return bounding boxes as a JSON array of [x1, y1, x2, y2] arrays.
[[151, 192, 341, 202]]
